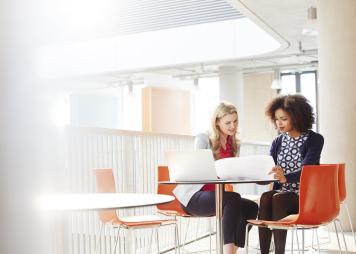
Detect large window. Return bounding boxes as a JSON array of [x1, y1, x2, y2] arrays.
[[192, 77, 220, 134], [69, 85, 143, 131], [280, 71, 318, 130]]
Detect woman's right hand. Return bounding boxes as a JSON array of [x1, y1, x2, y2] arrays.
[[269, 165, 287, 184]]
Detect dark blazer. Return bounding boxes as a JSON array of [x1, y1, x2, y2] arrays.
[[270, 130, 324, 190]]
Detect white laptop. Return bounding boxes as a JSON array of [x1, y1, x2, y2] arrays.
[[165, 149, 218, 181]]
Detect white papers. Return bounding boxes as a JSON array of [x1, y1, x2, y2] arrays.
[[215, 155, 275, 180], [166, 150, 276, 181]]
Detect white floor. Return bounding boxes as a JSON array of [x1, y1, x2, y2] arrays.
[[168, 226, 356, 254]]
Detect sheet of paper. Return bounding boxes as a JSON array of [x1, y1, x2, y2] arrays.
[[215, 155, 275, 180]]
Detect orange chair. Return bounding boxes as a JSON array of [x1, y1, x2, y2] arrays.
[[311, 163, 352, 252], [157, 166, 190, 218], [95, 168, 179, 254], [245, 164, 341, 254], [158, 166, 232, 253], [317, 163, 354, 252]]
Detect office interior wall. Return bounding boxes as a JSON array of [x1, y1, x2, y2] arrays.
[[242, 72, 278, 143], [142, 87, 192, 135]]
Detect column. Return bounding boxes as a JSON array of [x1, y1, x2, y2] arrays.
[[219, 66, 244, 132], [1, 1, 66, 253], [317, 0, 356, 230]]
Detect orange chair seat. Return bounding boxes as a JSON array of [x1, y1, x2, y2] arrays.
[[157, 209, 191, 217], [98, 212, 176, 228]]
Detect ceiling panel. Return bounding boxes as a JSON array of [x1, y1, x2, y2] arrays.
[[116, 0, 244, 34]]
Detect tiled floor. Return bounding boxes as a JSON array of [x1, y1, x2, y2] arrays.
[[168, 226, 356, 253]]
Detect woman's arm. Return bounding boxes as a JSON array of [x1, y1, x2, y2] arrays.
[[194, 133, 210, 149]]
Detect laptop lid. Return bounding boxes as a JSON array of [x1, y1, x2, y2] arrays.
[[165, 149, 217, 181]]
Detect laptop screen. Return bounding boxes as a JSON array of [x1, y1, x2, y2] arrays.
[[165, 149, 218, 181]]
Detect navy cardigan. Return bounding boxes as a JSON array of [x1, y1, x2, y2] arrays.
[[270, 130, 324, 190]]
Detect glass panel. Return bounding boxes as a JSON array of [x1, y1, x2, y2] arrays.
[[300, 72, 317, 130], [69, 85, 143, 131], [280, 74, 296, 95], [300, 73, 316, 111]]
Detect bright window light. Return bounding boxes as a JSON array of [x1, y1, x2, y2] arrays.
[[50, 95, 70, 126], [192, 77, 220, 134]]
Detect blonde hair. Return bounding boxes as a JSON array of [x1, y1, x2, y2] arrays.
[[209, 101, 239, 160]]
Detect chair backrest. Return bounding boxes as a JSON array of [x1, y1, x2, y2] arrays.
[[338, 163, 346, 202], [295, 164, 340, 225], [94, 168, 119, 223], [157, 166, 188, 215], [321, 163, 346, 202]]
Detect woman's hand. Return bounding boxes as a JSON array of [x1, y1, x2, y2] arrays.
[[269, 165, 287, 184]]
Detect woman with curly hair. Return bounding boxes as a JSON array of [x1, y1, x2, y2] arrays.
[[258, 94, 324, 254], [174, 101, 258, 254]]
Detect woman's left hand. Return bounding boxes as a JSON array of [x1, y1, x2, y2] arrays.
[[269, 166, 287, 184]]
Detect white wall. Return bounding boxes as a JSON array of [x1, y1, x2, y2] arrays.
[[242, 72, 278, 142]]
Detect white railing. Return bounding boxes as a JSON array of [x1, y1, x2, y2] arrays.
[[65, 127, 270, 253]]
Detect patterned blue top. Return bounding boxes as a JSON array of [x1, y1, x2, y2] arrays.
[[277, 132, 309, 193]]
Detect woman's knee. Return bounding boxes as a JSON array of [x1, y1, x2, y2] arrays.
[[250, 200, 259, 216], [224, 191, 241, 201], [258, 191, 275, 219], [271, 192, 296, 206], [243, 198, 258, 218], [259, 190, 275, 208], [271, 192, 298, 220], [223, 191, 241, 209]]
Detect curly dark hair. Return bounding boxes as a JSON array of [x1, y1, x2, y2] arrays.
[[265, 94, 315, 132]]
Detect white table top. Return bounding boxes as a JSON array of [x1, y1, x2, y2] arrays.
[[160, 178, 276, 184], [36, 193, 175, 211]]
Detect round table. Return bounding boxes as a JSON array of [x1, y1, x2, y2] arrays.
[[36, 193, 175, 211]]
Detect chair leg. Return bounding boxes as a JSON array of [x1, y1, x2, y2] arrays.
[[208, 218, 212, 254], [172, 216, 180, 254], [291, 228, 294, 254], [296, 229, 301, 254], [333, 221, 342, 254], [336, 219, 348, 253], [95, 223, 104, 254], [245, 223, 250, 254], [174, 223, 180, 254], [150, 228, 154, 253], [126, 228, 136, 254], [326, 224, 332, 244], [344, 202, 356, 248], [311, 228, 315, 250], [113, 227, 122, 254], [194, 218, 200, 247], [155, 228, 160, 254], [270, 236, 275, 252], [295, 229, 301, 254], [182, 217, 191, 252], [302, 229, 305, 254], [315, 228, 321, 253]]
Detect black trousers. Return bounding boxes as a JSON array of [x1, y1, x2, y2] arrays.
[[258, 190, 299, 254], [181, 190, 258, 247]]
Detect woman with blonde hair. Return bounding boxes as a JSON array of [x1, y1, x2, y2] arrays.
[[174, 101, 258, 254]]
